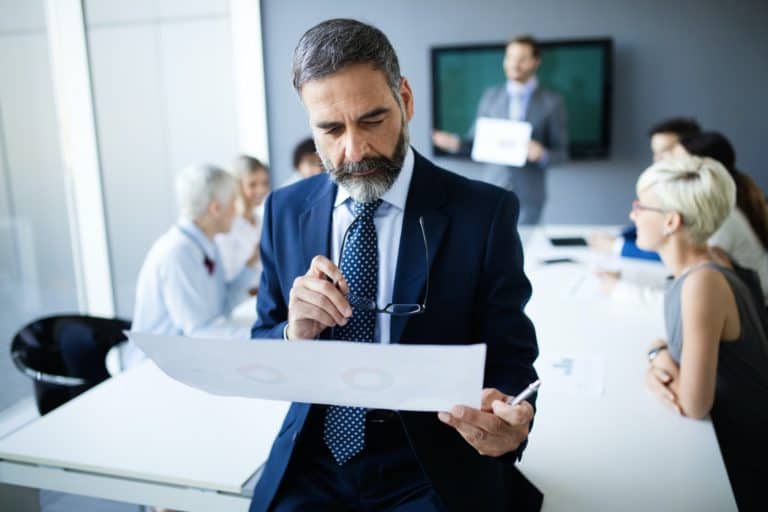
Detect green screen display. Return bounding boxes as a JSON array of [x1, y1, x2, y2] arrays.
[[432, 39, 612, 158]]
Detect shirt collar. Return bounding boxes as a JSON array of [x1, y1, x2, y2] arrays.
[[333, 146, 414, 212], [177, 217, 216, 257], [506, 76, 538, 97]]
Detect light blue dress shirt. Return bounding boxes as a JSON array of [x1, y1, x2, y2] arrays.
[[506, 76, 538, 121], [330, 148, 414, 344], [506, 76, 548, 166], [126, 218, 256, 366]]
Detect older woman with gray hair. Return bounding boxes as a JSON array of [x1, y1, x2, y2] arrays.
[[125, 164, 258, 368], [636, 156, 767, 510]]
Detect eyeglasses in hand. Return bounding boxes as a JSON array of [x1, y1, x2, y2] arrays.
[[338, 215, 429, 316]]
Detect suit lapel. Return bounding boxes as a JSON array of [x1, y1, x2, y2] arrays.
[[390, 151, 449, 343], [525, 87, 543, 127], [298, 177, 336, 267], [494, 86, 510, 119]]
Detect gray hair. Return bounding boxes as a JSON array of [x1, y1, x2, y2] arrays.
[[176, 164, 237, 220], [292, 18, 401, 95]]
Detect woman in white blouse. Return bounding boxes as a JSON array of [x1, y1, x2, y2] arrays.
[[215, 155, 271, 290]]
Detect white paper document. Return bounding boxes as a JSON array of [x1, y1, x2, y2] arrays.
[[534, 352, 604, 398], [471, 117, 533, 167], [127, 331, 486, 411]]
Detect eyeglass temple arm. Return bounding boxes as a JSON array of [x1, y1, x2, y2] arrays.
[[418, 216, 429, 309]]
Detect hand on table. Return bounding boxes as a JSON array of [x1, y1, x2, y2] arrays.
[[438, 388, 533, 457], [588, 231, 617, 254], [286, 255, 352, 340], [596, 270, 621, 295]]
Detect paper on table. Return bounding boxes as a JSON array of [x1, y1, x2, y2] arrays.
[[534, 352, 604, 398], [127, 331, 486, 411], [471, 117, 533, 167]]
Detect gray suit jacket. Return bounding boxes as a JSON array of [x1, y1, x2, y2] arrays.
[[461, 84, 568, 222]]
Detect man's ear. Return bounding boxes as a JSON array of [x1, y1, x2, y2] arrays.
[[208, 200, 221, 217], [399, 77, 415, 122]]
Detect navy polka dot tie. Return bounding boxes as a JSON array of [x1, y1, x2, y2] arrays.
[[323, 199, 381, 465]]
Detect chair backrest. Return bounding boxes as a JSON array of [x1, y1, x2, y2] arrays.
[[10, 314, 131, 414]]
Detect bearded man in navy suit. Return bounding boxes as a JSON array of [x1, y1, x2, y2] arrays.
[[250, 18, 540, 512]]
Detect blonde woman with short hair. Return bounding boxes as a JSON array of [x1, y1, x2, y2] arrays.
[[636, 156, 768, 509]]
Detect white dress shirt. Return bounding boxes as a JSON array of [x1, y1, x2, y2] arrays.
[[330, 148, 414, 344], [125, 218, 256, 367]]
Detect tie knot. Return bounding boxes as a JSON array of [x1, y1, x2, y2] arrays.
[[351, 199, 382, 220]]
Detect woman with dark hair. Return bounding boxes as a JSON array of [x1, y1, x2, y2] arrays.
[[677, 131, 768, 250], [674, 132, 768, 304]]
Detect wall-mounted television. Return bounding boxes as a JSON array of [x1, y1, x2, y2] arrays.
[[431, 38, 613, 159]]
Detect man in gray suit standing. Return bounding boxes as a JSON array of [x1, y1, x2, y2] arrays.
[[433, 35, 568, 224]]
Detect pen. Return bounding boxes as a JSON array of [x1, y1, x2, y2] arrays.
[[506, 379, 541, 406]]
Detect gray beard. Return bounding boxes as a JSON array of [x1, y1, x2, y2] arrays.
[[322, 125, 409, 204]]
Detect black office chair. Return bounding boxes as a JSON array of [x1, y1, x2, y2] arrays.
[[10, 315, 131, 415]]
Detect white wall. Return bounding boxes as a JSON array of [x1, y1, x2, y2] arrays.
[[85, 0, 241, 316], [0, 0, 79, 410]]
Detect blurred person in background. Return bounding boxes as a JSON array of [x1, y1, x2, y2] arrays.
[[598, 132, 768, 309], [216, 155, 271, 293], [125, 164, 257, 368], [588, 117, 701, 259], [282, 136, 324, 187]]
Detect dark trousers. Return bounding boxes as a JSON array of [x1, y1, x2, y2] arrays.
[[269, 406, 445, 512]]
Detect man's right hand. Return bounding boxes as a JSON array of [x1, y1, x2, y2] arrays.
[[432, 130, 461, 153], [286, 255, 352, 340]]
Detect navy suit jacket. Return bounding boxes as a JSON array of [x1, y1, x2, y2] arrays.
[[249, 150, 540, 512]]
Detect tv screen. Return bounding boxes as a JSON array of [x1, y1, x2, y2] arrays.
[[431, 38, 613, 159]]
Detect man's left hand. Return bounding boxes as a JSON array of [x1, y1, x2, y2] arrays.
[[438, 388, 533, 457], [527, 140, 545, 162]]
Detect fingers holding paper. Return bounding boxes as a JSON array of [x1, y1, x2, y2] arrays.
[[438, 387, 533, 457], [287, 255, 352, 340]]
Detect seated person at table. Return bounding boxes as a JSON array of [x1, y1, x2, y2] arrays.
[[589, 117, 701, 260], [125, 164, 256, 367], [635, 156, 768, 510], [215, 155, 270, 289], [282, 136, 324, 187], [597, 131, 768, 309], [673, 133, 768, 305]]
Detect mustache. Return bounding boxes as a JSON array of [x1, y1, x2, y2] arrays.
[[328, 155, 400, 178]]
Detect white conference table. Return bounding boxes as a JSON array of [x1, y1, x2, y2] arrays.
[[0, 225, 736, 511], [0, 361, 289, 511], [517, 226, 735, 511]]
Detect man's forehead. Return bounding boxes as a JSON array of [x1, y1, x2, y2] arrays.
[[506, 42, 534, 55], [300, 65, 396, 118]]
